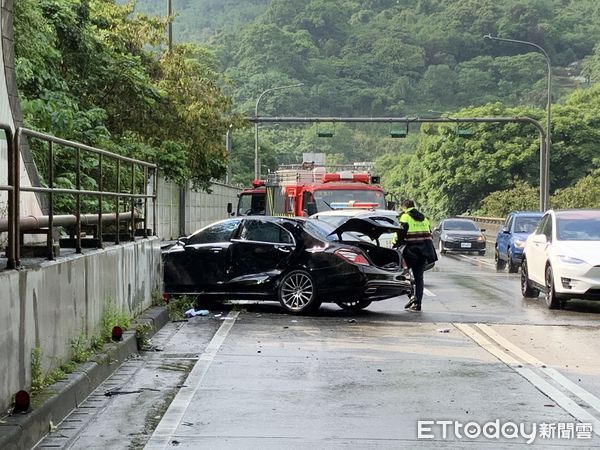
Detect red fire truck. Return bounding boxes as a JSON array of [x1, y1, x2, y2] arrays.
[[236, 161, 390, 216]]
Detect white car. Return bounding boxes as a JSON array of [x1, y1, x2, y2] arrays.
[[521, 209, 600, 309], [310, 209, 400, 248]]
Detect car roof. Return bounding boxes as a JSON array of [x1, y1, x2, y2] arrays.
[[510, 211, 544, 216], [552, 209, 600, 219], [443, 218, 476, 223], [312, 209, 397, 218]]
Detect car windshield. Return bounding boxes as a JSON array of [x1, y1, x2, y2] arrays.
[[313, 189, 386, 211], [237, 192, 265, 215], [443, 220, 478, 231], [513, 216, 542, 233], [556, 216, 600, 241]]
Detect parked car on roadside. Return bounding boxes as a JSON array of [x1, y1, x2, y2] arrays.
[[495, 211, 544, 273], [521, 209, 600, 309], [432, 218, 486, 256], [310, 208, 400, 248], [163, 216, 413, 314]]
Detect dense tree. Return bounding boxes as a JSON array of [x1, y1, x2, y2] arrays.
[[15, 0, 242, 198]]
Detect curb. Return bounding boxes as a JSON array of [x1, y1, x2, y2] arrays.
[[0, 305, 170, 450]]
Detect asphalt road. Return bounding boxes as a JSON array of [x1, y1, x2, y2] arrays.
[[36, 250, 600, 449]]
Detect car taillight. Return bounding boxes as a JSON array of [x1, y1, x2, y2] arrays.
[[335, 249, 370, 266]]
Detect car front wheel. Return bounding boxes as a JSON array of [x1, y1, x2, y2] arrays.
[[278, 270, 321, 314], [336, 299, 372, 312], [508, 250, 519, 273], [521, 258, 539, 298], [545, 265, 561, 309], [438, 239, 446, 255]]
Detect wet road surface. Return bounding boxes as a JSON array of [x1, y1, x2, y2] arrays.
[[36, 251, 600, 448]]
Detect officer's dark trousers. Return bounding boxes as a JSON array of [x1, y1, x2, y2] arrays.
[[412, 264, 425, 305]]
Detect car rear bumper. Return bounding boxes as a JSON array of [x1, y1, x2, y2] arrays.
[[363, 279, 413, 301]]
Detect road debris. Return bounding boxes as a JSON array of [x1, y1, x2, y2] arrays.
[[437, 328, 451, 333], [184, 308, 209, 318]]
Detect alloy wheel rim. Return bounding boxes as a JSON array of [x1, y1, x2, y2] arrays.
[[281, 273, 314, 310]]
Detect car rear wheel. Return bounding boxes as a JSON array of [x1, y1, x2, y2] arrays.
[[495, 248, 506, 271], [545, 265, 561, 309], [278, 270, 320, 314], [336, 299, 372, 312], [521, 258, 539, 298]]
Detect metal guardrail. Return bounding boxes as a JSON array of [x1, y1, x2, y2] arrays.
[[1, 124, 158, 269]]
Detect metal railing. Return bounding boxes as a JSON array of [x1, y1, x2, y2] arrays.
[[1, 124, 158, 269]]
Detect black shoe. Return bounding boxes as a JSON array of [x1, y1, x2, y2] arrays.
[[406, 303, 421, 312], [404, 298, 416, 309]]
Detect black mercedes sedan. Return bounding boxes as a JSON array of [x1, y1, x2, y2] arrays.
[[432, 218, 487, 256], [163, 216, 413, 314]]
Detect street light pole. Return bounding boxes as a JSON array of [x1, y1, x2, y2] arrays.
[[483, 34, 551, 211], [254, 83, 303, 180]]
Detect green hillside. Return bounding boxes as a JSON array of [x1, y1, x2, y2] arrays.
[[124, 0, 268, 42]]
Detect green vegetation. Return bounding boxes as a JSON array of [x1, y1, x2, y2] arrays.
[[14, 0, 243, 207], [15, 1, 600, 217], [167, 295, 196, 321], [101, 299, 131, 341]]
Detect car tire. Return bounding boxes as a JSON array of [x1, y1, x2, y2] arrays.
[[495, 248, 506, 271], [545, 265, 561, 309], [478, 250, 486, 256], [438, 239, 446, 255], [278, 270, 321, 314], [520, 258, 539, 298], [508, 253, 519, 273], [336, 299, 372, 312]]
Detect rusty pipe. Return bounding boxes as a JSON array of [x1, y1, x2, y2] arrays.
[[0, 211, 139, 233]]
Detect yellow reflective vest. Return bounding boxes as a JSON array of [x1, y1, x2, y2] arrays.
[[392, 207, 432, 245]]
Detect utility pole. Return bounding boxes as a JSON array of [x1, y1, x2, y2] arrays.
[[167, 0, 173, 51]]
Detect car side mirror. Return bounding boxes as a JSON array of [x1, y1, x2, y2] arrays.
[[433, 227, 440, 233], [227, 202, 233, 214], [532, 234, 547, 244], [502, 228, 509, 234]]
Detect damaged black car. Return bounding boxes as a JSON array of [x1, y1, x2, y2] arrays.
[[163, 216, 412, 314]]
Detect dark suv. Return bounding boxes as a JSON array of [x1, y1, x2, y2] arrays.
[[495, 211, 543, 272]]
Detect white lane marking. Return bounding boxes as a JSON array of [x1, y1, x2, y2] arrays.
[[423, 288, 436, 297], [145, 310, 239, 449], [516, 367, 600, 436], [475, 324, 544, 366], [454, 323, 520, 366], [458, 323, 600, 436], [542, 368, 600, 416]]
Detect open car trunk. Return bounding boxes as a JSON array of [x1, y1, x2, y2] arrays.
[[330, 217, 403, 270]]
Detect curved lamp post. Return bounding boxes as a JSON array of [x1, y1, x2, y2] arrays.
[[254, 83, 303, 180], [483, 34, 551, 211]]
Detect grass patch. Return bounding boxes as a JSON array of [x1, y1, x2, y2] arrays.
[[167, 295, 196, 320], [101, 299, 132, 341]]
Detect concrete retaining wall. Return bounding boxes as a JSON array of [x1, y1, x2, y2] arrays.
[[0, 237, 162, 412]]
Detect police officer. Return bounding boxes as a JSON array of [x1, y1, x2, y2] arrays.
[[392, 199, 437, 311]]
